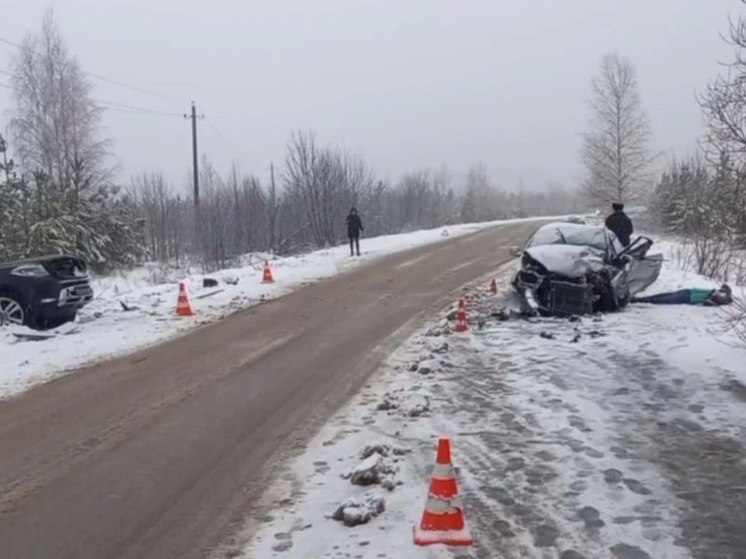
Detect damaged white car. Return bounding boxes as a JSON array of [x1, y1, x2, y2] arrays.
[[510, 222, 663, 316]]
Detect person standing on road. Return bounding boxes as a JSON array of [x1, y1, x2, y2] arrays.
[[605, 202, 634, 247], [346, 207, 364, 257]]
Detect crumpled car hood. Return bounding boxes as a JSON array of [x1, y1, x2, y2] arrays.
[[524, 245, 605, 278]]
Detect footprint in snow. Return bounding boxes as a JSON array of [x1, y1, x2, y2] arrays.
[[578, 505, 605, 529], [623, 478, 652, 495], [584, 447, 604, 459], [604, 468, 624, 483], [569, 479, 589, 493], [610, 543, 652, 559]]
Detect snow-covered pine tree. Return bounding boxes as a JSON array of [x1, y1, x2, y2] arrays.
[[0, 134, 31, 260], [656, 156, 736, 279], [6, 11, 145, 269]]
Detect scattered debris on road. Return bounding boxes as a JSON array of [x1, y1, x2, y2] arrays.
[[331, 494, 386, 527]]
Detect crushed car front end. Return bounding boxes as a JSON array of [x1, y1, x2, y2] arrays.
[[512, 249, 602, 316], [510, 223, 662, 317]]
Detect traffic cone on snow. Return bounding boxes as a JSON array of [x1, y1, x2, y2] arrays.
[[414, 437, 473, 547], [490, 278, 498, 295], [261, 260, 275, 284], [455, 298, 469, 333], [175, 281, 195, 317]]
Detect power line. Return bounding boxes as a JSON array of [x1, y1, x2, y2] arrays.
[[1, 35, 206, 190], [99, 105, 180, 117], [0, 34, 185, 104], [0, 37, 21, 49], [0, 75, 181, 116], [204, 117, 237, 152], [94, 99, 182, 117], [0, 82, 181, 117], [86, 72, 183, 103]]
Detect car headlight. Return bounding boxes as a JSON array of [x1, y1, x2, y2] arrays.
[[11, 264, 50, 278]]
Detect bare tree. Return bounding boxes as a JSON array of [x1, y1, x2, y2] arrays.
[[0, 10, 145, 269], [726, 297, 746, 344], [582, 53, 654, 205], [283, 130, 375, 248], [129, 172, 184, 263], [461, 165, 504, 222], [265, 163, 282, 252], [699, 1, 746, 240], [10, 9, 108, 187], [700, 1, 746, 159], [120, 131, 589, 274]]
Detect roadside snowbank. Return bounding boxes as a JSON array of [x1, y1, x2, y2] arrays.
[[0, 217, 550, 401], [239, 235, 745, 559]]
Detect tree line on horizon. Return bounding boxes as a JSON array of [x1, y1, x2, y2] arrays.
[[0, 12, 587, 272], [2, 7, 746, 277]]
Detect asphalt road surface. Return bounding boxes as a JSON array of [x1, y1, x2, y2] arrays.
[[0, 222, 538, 559]]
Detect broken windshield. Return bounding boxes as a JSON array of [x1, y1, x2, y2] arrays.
[[528, 224, 611, 252]]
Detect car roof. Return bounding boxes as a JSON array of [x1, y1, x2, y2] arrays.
[[535, 222, 607, 236]]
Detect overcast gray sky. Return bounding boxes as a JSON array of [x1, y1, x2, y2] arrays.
[[0, 0, 739, 191]]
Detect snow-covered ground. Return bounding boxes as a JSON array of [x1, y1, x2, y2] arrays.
[[0, 218, 551, 401], [239, 237, 746, 559]]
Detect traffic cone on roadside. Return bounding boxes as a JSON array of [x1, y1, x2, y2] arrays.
[[175, 281, 195, 317], [490, 278, 498, 295], [261, 260, 275, 284], [455, 298, 469, 333], [414, 437, 473, 547]]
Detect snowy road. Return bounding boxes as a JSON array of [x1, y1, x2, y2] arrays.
[[244, 256, 745, 559], [0, 221, 539, 559], [1, 219, 544, 401]]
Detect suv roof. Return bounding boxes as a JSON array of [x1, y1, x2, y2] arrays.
[[0, 255, 76, 267]]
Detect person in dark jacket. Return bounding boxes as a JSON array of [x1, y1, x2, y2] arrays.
[[345, 207, 364, 256], [605, 202, 634, 246]]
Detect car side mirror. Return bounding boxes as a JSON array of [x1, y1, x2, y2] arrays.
[[509, 246, 522, 257]]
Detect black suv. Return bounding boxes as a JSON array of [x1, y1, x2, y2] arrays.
[[0, 255, 94, 329]]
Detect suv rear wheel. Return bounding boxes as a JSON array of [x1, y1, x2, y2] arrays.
[[0, 294, 26, 326]]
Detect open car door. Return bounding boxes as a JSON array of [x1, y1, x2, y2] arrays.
[[617, 237, 663, 297]]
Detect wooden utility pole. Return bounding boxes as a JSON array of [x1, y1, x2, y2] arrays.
[[184, 102, 203, 207]]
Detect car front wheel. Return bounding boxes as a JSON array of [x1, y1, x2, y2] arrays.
[[0, 295, 26, 326]]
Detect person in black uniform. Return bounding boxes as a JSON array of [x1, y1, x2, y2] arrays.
[[605, 202, 633, 246], [345, 207, 364, 256]]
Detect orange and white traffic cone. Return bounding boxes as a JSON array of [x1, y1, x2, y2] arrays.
[[414, 437, 473, 547], [455, 298, 469, 333], [175, 281, 195, 317], [490, 278, 498, 295], [261, 260, 275, 284]]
